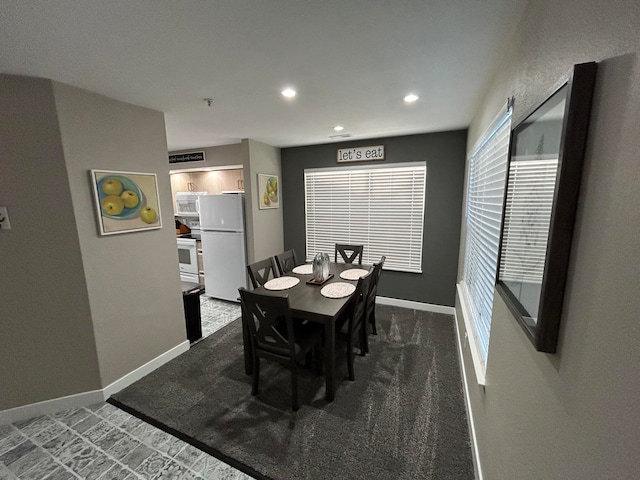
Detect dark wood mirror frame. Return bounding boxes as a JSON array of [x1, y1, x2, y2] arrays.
[[496, 62, 598, 353]]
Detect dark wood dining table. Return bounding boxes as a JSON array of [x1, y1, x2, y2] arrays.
[[243, 262, 370, 402]]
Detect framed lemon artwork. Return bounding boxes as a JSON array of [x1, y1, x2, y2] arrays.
[[258, 174, 279, 209], [90, 169, 163, 235]]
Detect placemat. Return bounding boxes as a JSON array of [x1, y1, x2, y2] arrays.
[[320, 282, 356, 299], [292, 264, 313, 274], [339, 268, 369, 280], [264, 276, 300, 291]]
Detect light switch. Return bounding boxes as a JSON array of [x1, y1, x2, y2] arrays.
[[0, 206, 11, 230]]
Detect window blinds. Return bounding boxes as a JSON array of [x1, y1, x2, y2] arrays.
[[461, 107, 512, 363], [498, 157, 557, 283], [304, 163, 426, 273]]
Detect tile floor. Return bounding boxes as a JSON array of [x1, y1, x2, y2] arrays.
[[0, 297, 247, 480], [198, 296, 241, 340]]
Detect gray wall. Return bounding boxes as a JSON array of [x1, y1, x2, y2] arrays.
[[0, 75, 101, 410], [281, 131, 467, 306], [245, 139, 284, 264], [0, 74, 188, 411], [456, 0, 640, 478], [53, 81, 186, 387]]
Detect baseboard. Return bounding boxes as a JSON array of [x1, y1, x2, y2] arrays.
[[0, 340, 190, 425], [453, 309, 484, 480], [102, 340, 190, 398], [0, 390, 105, 425], [376, 296, 456, 315]]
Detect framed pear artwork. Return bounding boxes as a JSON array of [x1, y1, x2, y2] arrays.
[[258, 174, 279, 209], [91, 169, 163, 235]]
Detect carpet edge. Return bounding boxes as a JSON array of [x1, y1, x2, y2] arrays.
[[106, 397, 273, 480]]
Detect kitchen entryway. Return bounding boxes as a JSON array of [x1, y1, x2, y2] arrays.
[[198, 296, 240, 340]]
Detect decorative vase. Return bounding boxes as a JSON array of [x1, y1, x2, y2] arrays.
[[313, 252, 330, 282]]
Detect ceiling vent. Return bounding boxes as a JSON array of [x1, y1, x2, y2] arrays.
[[329, 134, 352, 139]]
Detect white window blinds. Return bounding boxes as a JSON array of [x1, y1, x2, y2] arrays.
[[304, 163, 426, 273], [499, 157, 557, 283], [461, 106, 512, 365]]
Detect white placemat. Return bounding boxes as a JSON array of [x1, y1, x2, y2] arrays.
[[321, 282, 356, 299], [292, 264, 313, 275], [340, 268, 369, 280], [264, 276, 300, 291]]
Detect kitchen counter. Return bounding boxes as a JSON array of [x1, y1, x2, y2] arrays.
[[177, 230, 202, 241]]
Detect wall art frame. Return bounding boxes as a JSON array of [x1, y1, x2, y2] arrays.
[[495, 62, 598, 353], [258, 173, 279, 209], [91, 169, 163, 235]]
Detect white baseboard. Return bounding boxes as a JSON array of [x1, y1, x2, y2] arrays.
[[455, 283, 487, 386], [453, 305, 484, 480], [102, 340, 190, 398], [0, 340, 190, 425], [0, 390, 105, 425], [376, 296, 456, 315]]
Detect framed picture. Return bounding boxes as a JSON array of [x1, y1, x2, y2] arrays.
[[258, 174, 279, 209], [495, 62, 597, 353], [90, 169, 163, 235]]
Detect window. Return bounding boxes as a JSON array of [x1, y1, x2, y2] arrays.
[[458, 105, 512, 378], [304, 162, 426, 273]]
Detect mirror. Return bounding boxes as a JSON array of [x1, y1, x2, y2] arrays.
[[496, 62, 597, 353]]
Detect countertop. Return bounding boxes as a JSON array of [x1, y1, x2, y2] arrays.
[[181, 281, 204, 294], [177, 230, 202, 241]]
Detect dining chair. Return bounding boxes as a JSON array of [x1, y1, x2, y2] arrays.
[[337, 270, 373, 381], [238, 287, 324, 411], [334, 244, 364, 264], [246, 257, 280, 289], [274, 249, 298, 275], [365, 255, 386, 343]]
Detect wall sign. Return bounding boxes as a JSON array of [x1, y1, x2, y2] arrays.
[[169, 151, 205, 164], [337, 145, 385, 163]]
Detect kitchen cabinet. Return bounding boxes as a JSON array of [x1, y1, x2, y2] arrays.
[[170, 169, 244, 214]]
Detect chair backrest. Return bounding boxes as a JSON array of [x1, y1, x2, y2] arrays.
[[335, 244, 364, 264], [275, 249, 298, 275], [247, 257, 280, 289], [347, 270, 374, 335], [366, 256, 386, 311], [239, 288, 295, 358]]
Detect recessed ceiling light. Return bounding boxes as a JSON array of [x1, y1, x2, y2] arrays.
[[281, 88, 297, 98], [404, 93, 419, 103], [333, 125, 344, 132]]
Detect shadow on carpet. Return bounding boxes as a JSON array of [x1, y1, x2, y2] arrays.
[[109, 304, 474, 480]]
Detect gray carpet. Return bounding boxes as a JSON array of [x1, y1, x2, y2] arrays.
[[109, 305, 475, 480]]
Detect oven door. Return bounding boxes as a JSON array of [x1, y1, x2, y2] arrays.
[[177, 239, 198, 275]]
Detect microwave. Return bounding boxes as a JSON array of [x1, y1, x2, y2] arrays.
[[175, 192, 207, 217]]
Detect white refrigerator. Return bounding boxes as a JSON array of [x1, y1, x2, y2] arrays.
[[198, 194, 248, 302]]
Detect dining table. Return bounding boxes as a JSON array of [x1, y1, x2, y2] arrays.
[[243, 261, 371, 402]]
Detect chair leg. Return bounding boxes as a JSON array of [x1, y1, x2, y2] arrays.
[[361, 324, 369, 355], [347, 338, 355, 381], [291, 362, 300, 411], [304, 350, 313, 368], [251, 356, 260, 395], [371, 310, 377, 335], [362, 316, 370, 354]]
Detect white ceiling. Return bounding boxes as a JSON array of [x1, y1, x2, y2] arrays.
[[0, 1, 526, 151]]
